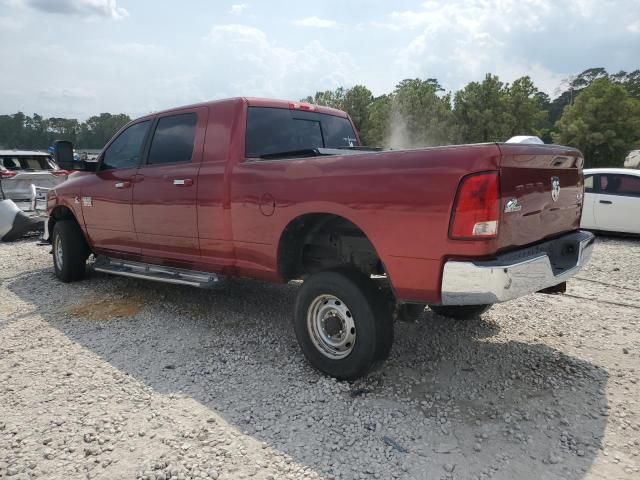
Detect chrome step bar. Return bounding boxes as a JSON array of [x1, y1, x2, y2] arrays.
[[93, 256, 221, 288]]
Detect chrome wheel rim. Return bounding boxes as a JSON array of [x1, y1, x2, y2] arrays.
[[54, 234, 63, 269], [307, 294, 356, 359]]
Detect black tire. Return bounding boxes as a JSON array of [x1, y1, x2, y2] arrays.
[[294, 268, 393, 380], [52, 220, 90, 283], [428, 304, 492, 320]]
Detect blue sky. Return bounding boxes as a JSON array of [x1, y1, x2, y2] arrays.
[[1, 0, 639, 119]]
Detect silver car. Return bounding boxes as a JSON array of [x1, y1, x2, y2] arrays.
[[0, 150, 68, 207]]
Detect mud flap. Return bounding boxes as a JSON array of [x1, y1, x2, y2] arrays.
[[0, 199, 44, 242]]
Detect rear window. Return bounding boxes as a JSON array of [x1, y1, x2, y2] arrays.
[[1, 156, 54, 171], [245, 107, 358, 158]]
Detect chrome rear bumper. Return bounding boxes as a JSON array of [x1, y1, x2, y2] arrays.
[[440, 230, 595, 305]]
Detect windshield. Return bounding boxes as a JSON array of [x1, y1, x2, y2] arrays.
[[1, 155, 55, 171], [245, 107, 359, 158]]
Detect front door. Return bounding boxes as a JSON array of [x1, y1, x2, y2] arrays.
[[82, 120, 152, 254], [131, 108, 207, 264]]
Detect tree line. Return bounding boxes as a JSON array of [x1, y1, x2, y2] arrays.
[[0, 112, 131, 152], [302, 67, 640, 168], [1, 67, 639, 167]]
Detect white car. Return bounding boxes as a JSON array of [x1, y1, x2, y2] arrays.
[[581, 168, 640, 234]]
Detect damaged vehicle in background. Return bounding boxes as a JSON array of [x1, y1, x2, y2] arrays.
[[0, 150, 68, 210]]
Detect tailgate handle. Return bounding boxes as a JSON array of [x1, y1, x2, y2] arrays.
[[599, 200, 613, 205]]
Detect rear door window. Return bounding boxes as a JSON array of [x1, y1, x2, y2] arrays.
[[245, 107, 358, 158], [147, 113, 198, 165], [599, 174, 640, 197], [102, 121, 151, 170]]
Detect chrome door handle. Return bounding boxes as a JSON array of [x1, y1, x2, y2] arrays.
[[173, 179, 193, 186], [115, 181, 130, 189]]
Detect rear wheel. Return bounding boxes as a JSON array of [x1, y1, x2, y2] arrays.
[[429, 304, 492, 320], [52, 220, 90, 282], [294, 268, 393, 380]]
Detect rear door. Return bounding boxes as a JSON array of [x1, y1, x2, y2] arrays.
[[82, 120, 152, 254], [131, 108, 207, 264], [593, 173, 640, 234]]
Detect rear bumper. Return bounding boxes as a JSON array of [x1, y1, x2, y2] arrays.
[[440, 230, 595, 305]]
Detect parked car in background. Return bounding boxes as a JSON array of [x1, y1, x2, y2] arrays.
[[581, 168, 640, 234], [0, 150, 68, 208]]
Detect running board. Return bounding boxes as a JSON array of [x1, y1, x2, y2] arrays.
[[93, 257, 221, 288]]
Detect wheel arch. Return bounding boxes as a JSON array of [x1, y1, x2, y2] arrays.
[[277, 212, 388, 284], [48, 206, 90, 248]]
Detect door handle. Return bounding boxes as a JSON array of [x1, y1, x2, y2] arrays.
[[599, 200, 613, 205], [115, 181, 131, 189], [173, 179, 193, 186]]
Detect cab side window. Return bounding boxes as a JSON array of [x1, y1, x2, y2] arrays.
[[101, 121, 151, 170], [147, 113, 198, 165]]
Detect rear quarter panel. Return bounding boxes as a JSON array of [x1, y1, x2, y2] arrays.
[[228, 144, 502, 302]]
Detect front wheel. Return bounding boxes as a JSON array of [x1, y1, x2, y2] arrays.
[[429, 304, 492, 320], [52, 220, 90, 282], [294, 268, 393, 380]]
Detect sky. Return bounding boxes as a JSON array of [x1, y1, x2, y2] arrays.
[[1, 0, 639, 119]]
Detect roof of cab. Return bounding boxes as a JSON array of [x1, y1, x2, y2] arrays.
[[136, 97, 349, 121]]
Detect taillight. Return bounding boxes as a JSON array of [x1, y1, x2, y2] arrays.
[[1, 170, 17, 179], [449, 171, 500, 239], [51, 170, 69, 177]]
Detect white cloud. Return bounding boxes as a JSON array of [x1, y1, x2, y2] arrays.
[[382, 0, 639, 96], [106, 42, 165, 57], [0, 15, 23, 30], [628, 20, 640, 33], [202, 24, 356, 99], [229, 3, 247, 15], [39, 86, 96, 100], [293, 16, 337, 28], [22, 0, 128, 20]]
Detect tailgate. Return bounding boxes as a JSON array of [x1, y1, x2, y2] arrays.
[[497, 144, 584, 251]]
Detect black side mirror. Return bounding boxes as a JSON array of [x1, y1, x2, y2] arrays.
[[53, 140, 97, 172]]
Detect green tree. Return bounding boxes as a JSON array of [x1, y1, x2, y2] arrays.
[[341, 85, 374, 136], [362, 94, 392, 146], [388, 78, 455, 148], [504, 76, 548, 137], [454, 74, 510, 143], [553, 78, 640, 167]]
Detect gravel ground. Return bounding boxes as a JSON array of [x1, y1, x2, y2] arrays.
[[1, 236, 639, 480]]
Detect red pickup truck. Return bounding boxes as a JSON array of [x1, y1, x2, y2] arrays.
[[47, 97, 594, 379]]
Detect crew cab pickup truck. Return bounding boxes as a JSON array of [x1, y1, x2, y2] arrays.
[[47, 97, 594, 380]]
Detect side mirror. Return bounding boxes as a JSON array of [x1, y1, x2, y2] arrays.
[[53, 140, 97, 172]]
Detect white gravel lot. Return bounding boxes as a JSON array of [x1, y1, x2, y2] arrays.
[[1, 236, 639, 480]]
